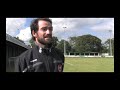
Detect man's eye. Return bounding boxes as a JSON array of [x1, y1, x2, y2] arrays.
[[42, 28, 47, 31], [41, 27, 53, 31]]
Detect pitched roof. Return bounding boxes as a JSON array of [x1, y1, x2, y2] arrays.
[[6, 33, 30, 49]]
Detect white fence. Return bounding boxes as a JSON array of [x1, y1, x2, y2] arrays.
[[65, 53, 114, 58]]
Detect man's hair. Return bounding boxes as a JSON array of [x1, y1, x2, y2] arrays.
[[30, 18, 52, 41]]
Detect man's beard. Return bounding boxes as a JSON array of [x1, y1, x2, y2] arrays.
[[38, 37, 52, 46]]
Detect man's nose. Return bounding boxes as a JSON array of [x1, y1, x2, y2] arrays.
[[46, 29, 52, 34]]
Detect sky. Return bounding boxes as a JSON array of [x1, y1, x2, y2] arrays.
[[6, 18, 114, 45]]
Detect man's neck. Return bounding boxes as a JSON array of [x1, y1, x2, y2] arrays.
[[35, 41, 45, 48], [35, 41, 52, 49]]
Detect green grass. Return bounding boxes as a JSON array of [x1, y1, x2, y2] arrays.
[[63, 57, 114, 72]]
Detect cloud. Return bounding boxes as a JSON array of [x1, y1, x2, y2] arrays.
[[16, 27, 31, 45], [51, 18, 114, 40], [6, 18, 27, 36], [90, 18, 114, 36], [6, 18, 114, 45]]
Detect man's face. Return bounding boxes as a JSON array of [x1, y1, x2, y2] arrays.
[[36, 20, 53, 45]]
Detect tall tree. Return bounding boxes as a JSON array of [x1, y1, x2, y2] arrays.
[[103, 38, 114, 55], [101, 43, 108, 53], [69, 34, 102, 53], [69, 37, 77, 52], [51, 36, 59, 47], [56, 40, 64, 53], [56, 39, 71, 54]]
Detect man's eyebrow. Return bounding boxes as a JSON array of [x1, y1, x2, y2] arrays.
[[41, 26, 53, 28]]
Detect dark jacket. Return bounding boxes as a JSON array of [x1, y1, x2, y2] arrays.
[[15, 45, 64, 72]]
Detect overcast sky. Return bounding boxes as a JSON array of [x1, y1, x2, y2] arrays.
[[6, 18, 114, 45]]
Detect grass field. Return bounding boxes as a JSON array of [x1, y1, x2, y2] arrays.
[[63, 57, 114, 72]]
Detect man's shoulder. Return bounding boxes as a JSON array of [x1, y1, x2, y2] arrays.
[[53, 48, 65, 63], [18, 48, 33, 58]]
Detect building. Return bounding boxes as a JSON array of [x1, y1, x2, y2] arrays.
[[6, 34, 30, 72]]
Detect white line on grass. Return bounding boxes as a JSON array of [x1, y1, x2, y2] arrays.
[[65, 62, 74, 66]]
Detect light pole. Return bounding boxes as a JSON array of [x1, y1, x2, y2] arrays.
[[63, 27, 66, 56], [109, 30, 112, 56]]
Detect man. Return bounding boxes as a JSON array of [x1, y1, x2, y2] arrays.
[[15, 18, 65, 72]]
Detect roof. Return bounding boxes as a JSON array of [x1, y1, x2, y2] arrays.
[[6, 33, 30, 49]]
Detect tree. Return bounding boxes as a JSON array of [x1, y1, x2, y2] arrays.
[[56, 39, 71, 54], [29, 37, 35, 47], [65, 40, 71, 54], [51, 36, 59, 47], [101, 43, 108, 53], [69, 37, 77, 52], [56, 40, 64, 53], [69, 34, 102, 53], [103, 38, 114, 55]]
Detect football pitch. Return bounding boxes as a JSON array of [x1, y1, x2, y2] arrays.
[[63, 57, 114, 72]]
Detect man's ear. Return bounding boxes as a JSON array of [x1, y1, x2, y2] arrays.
[[32, 30, 37, 37]]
